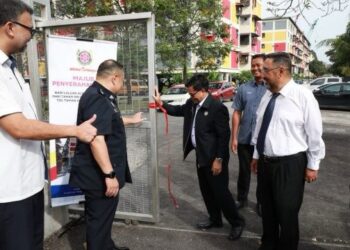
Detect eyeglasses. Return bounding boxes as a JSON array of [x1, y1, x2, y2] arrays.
[[262, 67, 281, 73], [188, 90, 199, 97], [12, 21, 37, 38]]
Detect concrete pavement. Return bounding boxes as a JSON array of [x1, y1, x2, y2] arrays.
[[44, 107, 350, 250]]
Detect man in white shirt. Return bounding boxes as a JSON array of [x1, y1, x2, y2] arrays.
[[0, 1, 97, 249], [250, 52, 325, 250]]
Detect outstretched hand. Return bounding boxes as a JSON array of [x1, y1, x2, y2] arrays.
[[152, 88, 163, 106]]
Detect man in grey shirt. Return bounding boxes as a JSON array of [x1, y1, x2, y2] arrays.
[[231, 54, 266, 213]]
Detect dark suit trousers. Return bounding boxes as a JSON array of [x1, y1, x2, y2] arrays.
[[0, 190, 44, 250], [84, 190, 119, 250], [258, 152, 306, 250], [237, 144, 260, 202], [196, 161, 244, 227]]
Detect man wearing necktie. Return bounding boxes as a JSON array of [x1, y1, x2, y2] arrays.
[[153, 74, 245, 241], [0, 1, 97, 249], [251, 52, 325, 250]]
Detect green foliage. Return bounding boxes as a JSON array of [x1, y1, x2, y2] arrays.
[[320, 21, 350, 77], [232, 70, 252, 84], [309, 59, 327, 77], [208, 71, 220, 81], [53, 0, 232, 84]]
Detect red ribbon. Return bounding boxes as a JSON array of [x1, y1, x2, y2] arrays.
[[148, 102, 179, 208]]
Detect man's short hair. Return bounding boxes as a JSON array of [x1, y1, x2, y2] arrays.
[[252, 53, 266, 61], [96, 60, 124, 78], [265, 52, 292, 74], [185, 74, 209, 91], [0, 0, 33, 26]]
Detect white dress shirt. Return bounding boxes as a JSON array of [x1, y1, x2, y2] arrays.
[[251, 79, 325, 170], [0, 50, 45, 202], [191, 94, 208, 148]]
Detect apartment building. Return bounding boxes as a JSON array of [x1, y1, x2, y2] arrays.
[[261, 17, 313, 77], [236, 0, 262, 70]]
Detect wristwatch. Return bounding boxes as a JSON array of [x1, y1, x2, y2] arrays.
[[103, 170, 116, 179], [215, 158, 223, 163]]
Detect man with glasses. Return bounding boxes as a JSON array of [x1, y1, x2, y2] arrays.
[[250, 52, 325, 250], [0, 1, 97, 249], [231, 53, 266, 214], [153, 74, 245, 241]]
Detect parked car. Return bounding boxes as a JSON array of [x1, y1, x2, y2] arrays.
[[118, 79, 148, 96], [306, 77, 342, 91], [161, 84, 190, 106], [313, 82, 350, 111], [208, 81, 236, 102]]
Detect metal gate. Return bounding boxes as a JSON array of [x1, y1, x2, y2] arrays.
[[26, 0, 159, 223]]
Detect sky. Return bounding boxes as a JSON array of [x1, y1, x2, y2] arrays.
[[263, 3, 350, 64]]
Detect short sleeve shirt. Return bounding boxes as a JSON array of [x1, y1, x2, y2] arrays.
[[0, 50, 44, 203], [231, 80, 266, 144], [70, 81, 129, 190]]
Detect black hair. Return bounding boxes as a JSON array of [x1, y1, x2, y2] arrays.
[[185, 74, 209, 91], [252, 53, 266, 61], [0, 0, 33, 26], [96, 59, 124, 78], [265, 52, 292, 74]]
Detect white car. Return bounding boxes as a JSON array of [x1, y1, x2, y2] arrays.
[[305, 77, 342, 91], [161, 84, 190, 106]]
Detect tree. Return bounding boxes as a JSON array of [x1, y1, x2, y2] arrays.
[[54, 0, 231, 91], [232, 70, 252, 85], [116, 0, 231, 84], [266, 0, 349, 29], [309, 59, 327, 77], [318, 21, 350, 76]]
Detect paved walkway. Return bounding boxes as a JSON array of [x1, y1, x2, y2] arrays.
[[44, 108, 350, 250]]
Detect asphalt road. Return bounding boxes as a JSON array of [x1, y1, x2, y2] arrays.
[[44, 106, 350, 250]]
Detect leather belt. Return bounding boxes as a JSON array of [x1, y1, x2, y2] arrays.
[[261, 152, 305, 163]]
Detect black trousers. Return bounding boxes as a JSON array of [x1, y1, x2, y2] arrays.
[[196, 161, 244, 227], [0, 190, 44, 250], [84, 190, 119, 250], [237, 144, 260, 203], [258, 152, 307, 250]]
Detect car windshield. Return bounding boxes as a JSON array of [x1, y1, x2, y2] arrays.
[[209, 83, 222, 89], [167, 87, 187, 94]]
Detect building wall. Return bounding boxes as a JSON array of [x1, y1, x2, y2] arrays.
[[261, 17, 312, 77]]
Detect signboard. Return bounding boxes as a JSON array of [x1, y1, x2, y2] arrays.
[[47, 35, 118, 207]]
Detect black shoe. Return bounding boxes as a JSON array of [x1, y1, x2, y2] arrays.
[[196, 220, 223, 230], [228, 225, 244, 241], [236, 200, 247, 209], [256, 203, 262, 217], [113, 245, 130, 250]]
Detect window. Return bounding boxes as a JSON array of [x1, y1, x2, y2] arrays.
[[263, 21, 273, 30], [323, 84, 341, 93], [262, 44, 265, 49], [275, 20, 287, 29], [262, 33, 265, 38], [310, 79, 325, 86], [328, 78, 340, 82], [342, 84, 350, 93]]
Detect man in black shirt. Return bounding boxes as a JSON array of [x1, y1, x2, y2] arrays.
[[70, 60, 143, 250]]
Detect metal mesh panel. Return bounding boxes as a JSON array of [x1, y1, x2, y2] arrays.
[[39, 15, 157, 222], [118, 126, 152, 215]]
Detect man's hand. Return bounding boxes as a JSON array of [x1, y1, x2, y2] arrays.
[[231, 138, 238, 154], [211, 159, 222, 176], [105, 177, 119, 197], [77, 114, 97, 143], [305, 169, 318, 183], [152, 88, 163, 106], [251, 159, 258, 174], [130, 112, 145, 124]]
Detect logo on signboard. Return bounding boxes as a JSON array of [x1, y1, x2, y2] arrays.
[[77, 50, 92, 65]]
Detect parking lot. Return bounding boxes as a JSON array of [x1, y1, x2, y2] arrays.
[[44, 106, 350, 250]]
